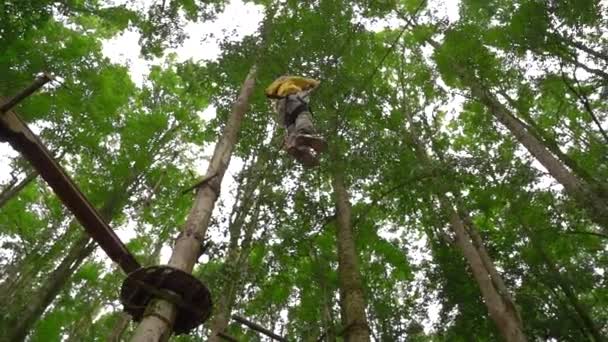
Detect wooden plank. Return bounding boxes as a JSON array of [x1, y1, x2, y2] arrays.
[[1, 98, 140, 273]]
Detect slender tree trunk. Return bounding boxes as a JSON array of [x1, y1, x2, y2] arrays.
[[207, 211, 261, 340], [208, 153, 269, 341], [0, 218, 82, 311], [107, 313, 132, 342], [310, 248, 337, 342], [0, 227, 51, 307], [470, 79, 608, 229], [66, 295, 103, 342], [206, 227, 256, 341], [499, 90, 608, 199], [106, 226, 168, 342], [425, 39, 608, 229], [528, 233, 604, 342], [401, 102, 526, 341], [130, 65, 257, 342], [442, 202, 526, 342], [321, 294, 337, 342], [6, 233, 95, 341], [1, 100, 181, 340], [559, 35, 608, 63], [460, 211, 522, 318], [568, 58, 608, 82], [0, 171, 37, 209], [331, 163, 370, 342], [2, 169, 137, 340]]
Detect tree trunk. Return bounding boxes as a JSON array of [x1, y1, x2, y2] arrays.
[[443, 203, 527, 342], [66, 295, 103, 342], [107, 313, 132, 342], [469, 79, 608, 230], [1, 168, 138, 340], [207, 209, 261, 341], [0, 218, 83, 311], [498, 90, 608, 200], [208, 153, 269, 341], [106, 221, 168, 342], [331, 163, 370, 342], [558, 35, 608, 63], [6, 233, 95, 341], [460, 211, 522, 321], [0, 171, 37, 209], [400, 103, 526, 341], [528, 232, 604, 342], [1, 96, 181, 340], [426, 38, 608, 230], [130, 65, 257, 342], [311, 248, 337, 342]]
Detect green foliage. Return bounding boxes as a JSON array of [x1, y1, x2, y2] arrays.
[[1, 0, 607, 341]]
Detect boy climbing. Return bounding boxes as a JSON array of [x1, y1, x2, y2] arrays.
[[265, 75, 327, 167]]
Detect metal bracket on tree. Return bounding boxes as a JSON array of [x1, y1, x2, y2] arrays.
[[120, 265, 212, 334]]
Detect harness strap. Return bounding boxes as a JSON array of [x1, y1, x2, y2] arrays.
[[284, 95, 312, 127]]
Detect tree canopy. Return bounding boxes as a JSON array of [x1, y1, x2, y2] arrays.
[[1, 0, 607, 341]]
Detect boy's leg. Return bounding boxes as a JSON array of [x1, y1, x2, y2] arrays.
[[284, 124, 297, 149], [284, 123, 319, 167], [294, 111, 314, 135], [294, 112, 327, 153]]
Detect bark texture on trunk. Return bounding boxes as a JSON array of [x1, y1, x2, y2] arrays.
[[530, 235, 605, 342], [443, 204, 526, 342], [311, 249, 337, 342], [401, 104, 526, 341], [470, 80, 608, 230], [461, 212, 523, 325], [205, 140, 278, 340], [6, 233, 95, 341], [1, 168, 137, 340], [130, 65, 257, 342], [207, 205, 260, 341], [0, 171, 37, 209], [107, 313, 132, 342], [332, 165, 370, 342], [426, 38, 608, 229]]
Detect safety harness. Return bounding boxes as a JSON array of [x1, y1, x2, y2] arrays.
[[267, 91, 313, 127]]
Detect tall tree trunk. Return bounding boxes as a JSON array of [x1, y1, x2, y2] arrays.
[[207, 150, 271, 341], [2, 170, 137, 340], [441, 204, 526, 342], [6, 233, 95, 341], [498, 90, 608, 199], [426, 39, 608, 230], [401, 101, 526, 341], [558, 35, 608, 63], [331, 161, 371, 342], [0, 171, 37, 209], [1, 99, 181, 340], [107, 233, 167, 342], [0, 222, 58, 308], [0, 215, 86, 311], [108, 313, 132, 342], [469, 79, 608, 229], [527, 231, 604, 342], [130, 65, 257, 342], [207, 214, 259, 341], [66, 294, 104, 342], [460, 211, 522, 323], [310, 248, 337, 342]]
